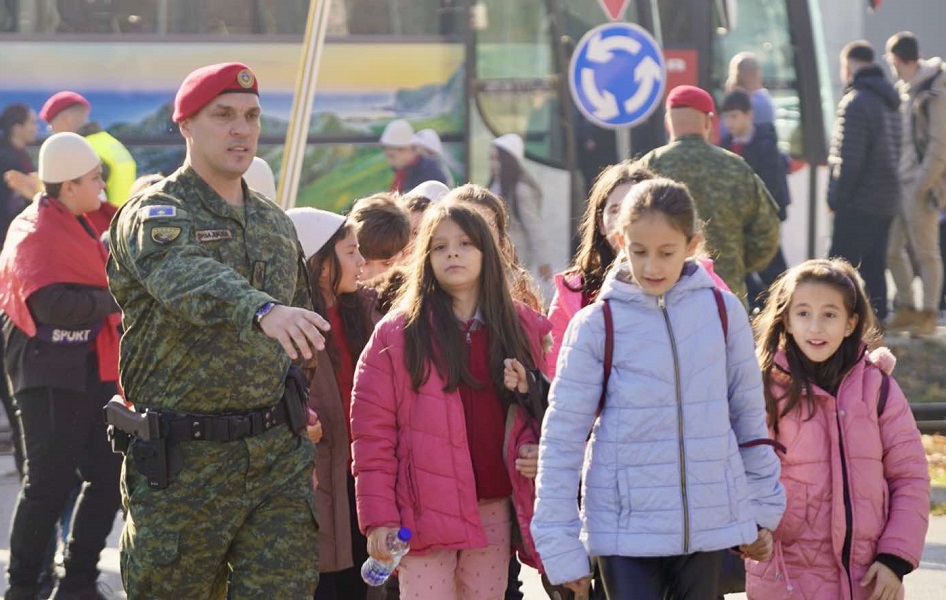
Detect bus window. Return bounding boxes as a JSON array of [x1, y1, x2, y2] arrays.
[[472, 0, 561, 177], [4, 0, 452, 37], [709, 0, 803, 158]]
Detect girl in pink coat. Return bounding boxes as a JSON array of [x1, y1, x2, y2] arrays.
[[548, 161, 728, 375], [750, 258, 930, 600], [350, 199, 551, 600]]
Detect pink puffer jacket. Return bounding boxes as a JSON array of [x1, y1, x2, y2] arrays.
[[745, 351, 930, 600], [350, 303, 552, 566], [546, 259, 729, 376]]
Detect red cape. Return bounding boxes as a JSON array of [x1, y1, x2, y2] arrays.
[[0, 196, 120, 382]]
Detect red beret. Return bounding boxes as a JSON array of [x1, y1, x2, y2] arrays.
[[666, 85, 716, 114], [39, 91, 90, 123], [172, 62, 259, 123]]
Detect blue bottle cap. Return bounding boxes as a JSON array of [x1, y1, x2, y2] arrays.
[[397, 528, 412, 542]]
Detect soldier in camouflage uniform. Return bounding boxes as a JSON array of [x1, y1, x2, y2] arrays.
[[640, 85, 780, 301], [107, 63, 327, 599]]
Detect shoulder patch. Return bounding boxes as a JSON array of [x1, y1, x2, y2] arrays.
[[142, 205, 178, 220], [151, 226, 182, 244]]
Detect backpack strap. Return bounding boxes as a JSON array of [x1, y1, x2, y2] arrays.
[[877, 372, 891, 418], [595, 300, 613, 420], [912, 69, 944, 163], [712, 287, 728, 344]]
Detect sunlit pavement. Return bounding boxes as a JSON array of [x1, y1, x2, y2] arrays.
[[0, 454, 942, 599]]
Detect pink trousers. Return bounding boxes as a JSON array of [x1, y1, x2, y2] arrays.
[[398, 498, 512, 600]]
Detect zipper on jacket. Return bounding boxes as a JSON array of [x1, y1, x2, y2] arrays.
[[835, 409, 855, 598], [658, 294, 690, 554]]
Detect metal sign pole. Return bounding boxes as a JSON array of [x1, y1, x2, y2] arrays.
[[276, 0, 332, 210]]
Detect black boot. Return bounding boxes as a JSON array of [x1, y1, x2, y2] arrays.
[[47, 583, 111, 600]]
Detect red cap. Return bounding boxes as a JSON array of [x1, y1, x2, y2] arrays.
[[39, 91, 90, 123], [666, 85, 716, 114], [172, 62, 259, 123]]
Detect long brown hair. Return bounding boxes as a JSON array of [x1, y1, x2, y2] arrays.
[[449, 183, 543, 310], [398, 202, 537, 403], [488, 144, 541, 229], [306, 221, 373, 369], [754, 258, 882, 436], [565, 161, 655, 298]]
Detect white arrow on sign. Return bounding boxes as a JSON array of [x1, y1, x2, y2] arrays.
[[586, 31, 642, 64], [623, 56, 662, 115], [581, 67, 619, 120]]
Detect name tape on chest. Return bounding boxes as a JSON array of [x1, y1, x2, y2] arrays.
[[196, 229, 234, 243], [141, 205, 178, 221]]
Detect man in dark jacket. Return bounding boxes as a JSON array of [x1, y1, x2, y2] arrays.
[[720, 90, 790, 309], [827, 41, 901, 320]]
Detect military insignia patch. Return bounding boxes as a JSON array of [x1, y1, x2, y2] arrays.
[[196, 229, 233, 243], [142, 205, 177, 220], [237, 69, 255, 89], [151, 226, 182, 244]]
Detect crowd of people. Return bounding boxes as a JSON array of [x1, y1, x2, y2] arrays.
[[0, 28, 941, 600]]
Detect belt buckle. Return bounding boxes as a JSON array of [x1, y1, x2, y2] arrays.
[[228, 415, 252, 441]]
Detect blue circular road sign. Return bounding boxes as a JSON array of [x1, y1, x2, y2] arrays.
[[569, 22, 667, 129]]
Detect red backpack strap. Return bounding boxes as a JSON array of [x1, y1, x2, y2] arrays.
[[712, 287, 728, 344], [595, 300, 613, 419]]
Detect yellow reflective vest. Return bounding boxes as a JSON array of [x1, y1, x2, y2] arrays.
[[85, 131, 136, 207]]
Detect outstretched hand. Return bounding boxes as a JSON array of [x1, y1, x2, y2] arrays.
[[259, 304, 330, 361]]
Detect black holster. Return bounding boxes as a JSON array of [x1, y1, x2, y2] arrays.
[[130, 437, 173, 490]]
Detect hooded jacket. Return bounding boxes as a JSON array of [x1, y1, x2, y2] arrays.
[[546, 260, 730, 377], [745, 352, 929, 600], [532, 260, 785, 585], [720, 123, 791, 221], [350, 303, 552, 568], [827, 65, 902, 216], [308, 289, 381, 573]]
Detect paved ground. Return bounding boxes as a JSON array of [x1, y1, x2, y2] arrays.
[[0, 452, 942, 599]]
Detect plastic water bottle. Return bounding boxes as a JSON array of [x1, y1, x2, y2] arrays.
[[361, 528, 412, 586]]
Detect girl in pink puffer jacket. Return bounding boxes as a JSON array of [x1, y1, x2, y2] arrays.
[[350, 199, 551, 600], [750, 258, 930, 600]]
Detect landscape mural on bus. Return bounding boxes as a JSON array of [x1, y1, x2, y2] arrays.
[[0, 40, 465, 211]]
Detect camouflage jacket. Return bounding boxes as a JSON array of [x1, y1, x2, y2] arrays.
[[107, 166, 311, 414], [641, 134, 780, 299]]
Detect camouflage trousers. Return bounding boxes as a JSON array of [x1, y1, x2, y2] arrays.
[[119, 425, 319, 599]]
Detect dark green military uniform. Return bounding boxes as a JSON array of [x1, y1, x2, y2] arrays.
[[108, 166, 319, 599], [641, 134, 781, 300]]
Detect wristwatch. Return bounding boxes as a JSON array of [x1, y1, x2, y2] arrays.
[[254, 302, 277, 327]]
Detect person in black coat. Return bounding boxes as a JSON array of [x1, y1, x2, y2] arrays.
[[0, 104, 38, 251], [827, 40, 902, 320], [0, 103, 39, 479], [720, 90, 790, 310]]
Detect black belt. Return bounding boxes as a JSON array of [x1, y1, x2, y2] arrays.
[[162, 400, 289, 443]]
